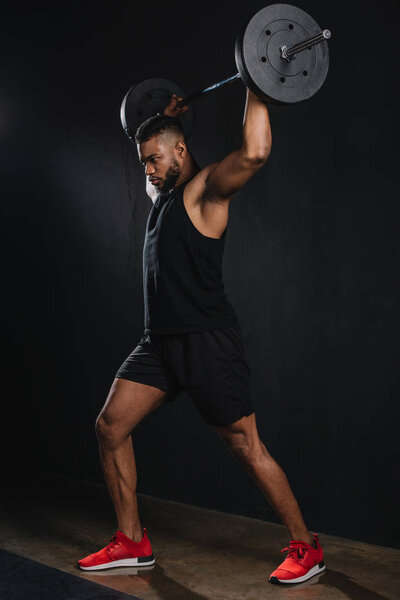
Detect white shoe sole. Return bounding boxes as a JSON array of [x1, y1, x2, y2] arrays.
[[78, 555, 155, 570], [269, 561, 326, 584]]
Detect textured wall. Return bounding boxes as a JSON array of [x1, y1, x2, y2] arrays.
[[2, 0, 399, 548]]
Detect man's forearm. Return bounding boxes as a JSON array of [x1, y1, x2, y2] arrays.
[[241, 88, 272, 162]]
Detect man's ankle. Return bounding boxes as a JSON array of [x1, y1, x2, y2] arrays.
[[290, 534, 314, 546], [119, 528, 143, 543], [131, 532, 144, 543]]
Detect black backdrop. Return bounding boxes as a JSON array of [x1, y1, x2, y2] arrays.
[[2, 0, 400, 548]]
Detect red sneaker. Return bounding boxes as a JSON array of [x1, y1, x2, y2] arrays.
[[77, 528, 155, 571], [269, 533, 326, 584]]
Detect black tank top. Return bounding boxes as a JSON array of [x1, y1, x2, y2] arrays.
[[142, 178, 239, 334]]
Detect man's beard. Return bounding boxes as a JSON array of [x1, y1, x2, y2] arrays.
[[160, 159, 181, 194]]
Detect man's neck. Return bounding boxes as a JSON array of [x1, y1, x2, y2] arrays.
[[174, 154, 200, 188]]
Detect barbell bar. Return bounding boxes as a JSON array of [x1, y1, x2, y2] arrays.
[[121, 4, 332, 142]]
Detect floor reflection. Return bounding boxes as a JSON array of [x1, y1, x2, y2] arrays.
[[79, 563, 394, 600], [79, 563, 211, 600]]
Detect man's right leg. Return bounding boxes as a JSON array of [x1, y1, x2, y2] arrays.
[[95, 377, 168, 543]]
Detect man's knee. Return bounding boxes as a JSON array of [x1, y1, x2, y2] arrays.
[[95, 414, 108, 440], [95, 414, 128, 447], [224, 433, 264, 466]]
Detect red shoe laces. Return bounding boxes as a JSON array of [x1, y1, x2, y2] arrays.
[[105, 534, 122, 552], [281, 545, 307, 560]]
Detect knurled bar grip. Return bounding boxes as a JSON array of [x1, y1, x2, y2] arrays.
[[176, 73, 241, 108]]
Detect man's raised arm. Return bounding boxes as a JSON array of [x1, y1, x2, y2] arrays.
[[204, 88, 272, 201]]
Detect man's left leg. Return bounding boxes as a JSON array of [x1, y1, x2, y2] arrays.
[[215, 412, 325, 584], [215, 412, 312, 543]]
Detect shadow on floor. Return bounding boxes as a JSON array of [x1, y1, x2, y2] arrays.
[[0, 549, 141, 600]]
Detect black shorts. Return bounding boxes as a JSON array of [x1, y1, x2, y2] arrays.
[[115, 322, 255, 427]]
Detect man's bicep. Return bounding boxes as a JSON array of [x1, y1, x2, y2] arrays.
[[205, 149, 266, 200]]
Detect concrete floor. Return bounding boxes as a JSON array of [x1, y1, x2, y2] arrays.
[[0, 471, 398, 600]]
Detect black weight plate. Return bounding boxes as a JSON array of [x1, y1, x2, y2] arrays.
[[120, 78, 194, 142], [235, 4, 329, 104]]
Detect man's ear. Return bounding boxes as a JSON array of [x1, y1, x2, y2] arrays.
[[176, 141, 186, 158]]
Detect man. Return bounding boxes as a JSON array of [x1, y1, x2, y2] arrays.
[[77, 88, 325, 585]]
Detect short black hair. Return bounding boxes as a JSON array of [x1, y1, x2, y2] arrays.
[[135, 114, 185, 144]]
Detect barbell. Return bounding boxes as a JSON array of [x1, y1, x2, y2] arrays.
[[121, 3, 331, 142]]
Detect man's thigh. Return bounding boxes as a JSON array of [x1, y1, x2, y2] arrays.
[[97, 378, 168, 437], [115, 334, 183, 403], [169, 322, 255, 427]]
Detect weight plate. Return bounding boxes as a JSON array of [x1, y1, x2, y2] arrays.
[[120, 78, 194, 142], [235, 4, 329, 104]]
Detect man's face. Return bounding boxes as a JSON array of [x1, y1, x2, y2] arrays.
[[138, 135, 183, 194]]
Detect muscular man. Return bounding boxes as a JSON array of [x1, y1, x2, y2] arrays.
[[77, 89, 325, 585]]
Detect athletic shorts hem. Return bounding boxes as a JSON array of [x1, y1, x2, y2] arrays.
[[115, 372, 168, 393], [144, 318, 239, 335], [208, 408, 255, 427]]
